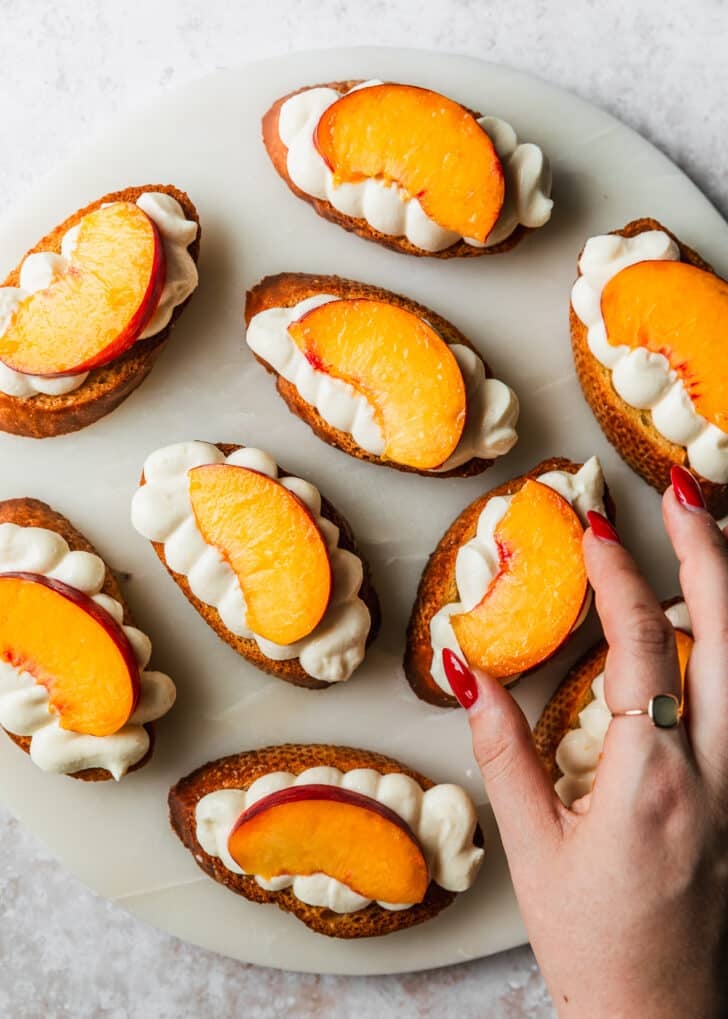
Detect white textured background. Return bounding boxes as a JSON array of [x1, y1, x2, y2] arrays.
[[1, 2, 726, 1016]]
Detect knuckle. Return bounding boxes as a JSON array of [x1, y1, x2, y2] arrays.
[[623, 606, 675, 657], [472, 726, 525, 787]]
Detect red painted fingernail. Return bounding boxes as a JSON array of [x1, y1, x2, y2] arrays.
[[586, 510, 621, 545], [671, 465, 706, 511], [442, 649, 479, 709]]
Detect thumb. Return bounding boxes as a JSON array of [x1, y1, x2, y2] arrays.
[[443, 650, 563, 855]]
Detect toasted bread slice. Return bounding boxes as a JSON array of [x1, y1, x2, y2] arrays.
[[0, 184, 200, 439], [405, 458, 615, 707], [571, 218, 727, 515], [140, 443, 380, 690], [533, 597, 683, 785], [169, 743, 483, 938], [262, 81, 526, 259], [245, 272, 505, 478], [0, 497, 155, 781]]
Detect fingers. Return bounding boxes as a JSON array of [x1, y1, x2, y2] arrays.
[[584, 512, 683, 714], [662, 468, 728, 780], [443, 650, 563, 856], [662, 468, 728, 645]]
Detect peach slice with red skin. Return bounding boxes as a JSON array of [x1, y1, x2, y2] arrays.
[[228, 784, 430, 904], [0, 202, 165, 377], [602, 260, 728, 432], [452, 480, 588, 680], [0, 572, 139, 737], [288, 298, 467, 470], [314, 84, 505, 243], [188, 464, 332, 646]]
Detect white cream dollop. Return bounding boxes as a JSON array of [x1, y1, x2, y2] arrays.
[[0, 523, 176, 780], [429, 458, 606, 695], [196, 765, 484, 913], [0, 192, 198, 399], [246, 294, 519, 469], [278, 81, 552, 253], [130, 442, 371, 683], [554, 601, 692, 806], [571, 231, 728, 484]]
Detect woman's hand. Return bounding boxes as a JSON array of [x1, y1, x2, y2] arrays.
[[444, 466, 728, 1019]]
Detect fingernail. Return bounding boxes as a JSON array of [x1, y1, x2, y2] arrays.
[[671, 465, 706, 511], [442, 649, 479, 709], [586, 510, 621, 545]]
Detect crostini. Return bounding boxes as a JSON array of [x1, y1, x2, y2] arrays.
[[571, 218, 728, 513], [245, 273, 519, 477], [534, 598, 693, 806], [169, 743, 484, 938], [405, 457, 612, 707], [0, 498, 175, 780], [262, 80, 552, 257], [0, 185, 200, 438], [131, 441, 379, 689]]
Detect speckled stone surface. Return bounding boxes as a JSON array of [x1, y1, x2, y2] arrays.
[[1, 2, 726, 1016]]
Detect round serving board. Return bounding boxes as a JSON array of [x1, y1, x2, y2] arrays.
[[0, 47, 726, 976]]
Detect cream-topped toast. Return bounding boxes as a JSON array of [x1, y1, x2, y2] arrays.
[[263, 80, 552, 257], [245, 273, 519, 477], [169, 743, 484, 938], [0, 498, 175, 780], [405, 458, 613, 707], [0, 185, 199, 437], [571, 218, 728, 513], [131, 441, 379, 689]]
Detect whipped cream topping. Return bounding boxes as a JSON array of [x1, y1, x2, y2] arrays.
[[571, 231, 728, 484], [278, 81, 552, 253], [246, 294, 519, 469], [196, 765, 484, 913], [554, 601, 692, 806], [0, 192, 198, 399], [0, 523, 175, 779], [429, 458, 606, 694], [131, 442, 371, 683]]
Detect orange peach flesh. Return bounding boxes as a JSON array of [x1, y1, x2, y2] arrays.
[[0, 572, 139, 736], [314, 83, 505, 243], [228, 784, 430, 904], [675, 629, 693, 705], [188, 464, 332, 645], [602, 260, 728, 433], [288, 298, 467, 469], [0, 202, 164, 377], [452, 480, 588, 679]]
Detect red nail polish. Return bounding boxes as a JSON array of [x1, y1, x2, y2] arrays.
[[671, 465, 706, 511], [586, 510, 621, 545], [442, 649, 479, 709]]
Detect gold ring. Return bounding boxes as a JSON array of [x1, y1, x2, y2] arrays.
[[612, 693, 681, 729]]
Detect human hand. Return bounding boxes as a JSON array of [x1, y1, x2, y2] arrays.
[[443, 466, 728, 1018]]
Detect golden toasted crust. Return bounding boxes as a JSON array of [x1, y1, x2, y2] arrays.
[[169, 743, 483, 938], [261, 81, 526, 259], [533, 596, 684, 783], [570, 217, 727, 515], [245, 272, 499, 478], [404, 458, 616, 707], [0, 497, 154, 781], [0, 184, 200, 439], [142, 443, 380, 690]]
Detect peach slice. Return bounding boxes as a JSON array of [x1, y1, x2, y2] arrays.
[[675, 628, 693, 688], [452, 481, 588, 679], [602, 261, 728, 432], [288, 298, 466, 469], [188, 464, 332, 645], [314, 84, 504, 243], [228, 784, 430, 904], [0, 572, 139, 737], [0, 202, 164, 377]]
